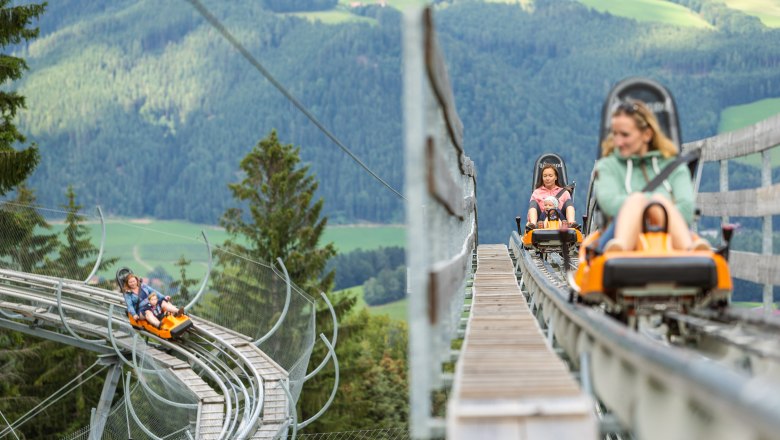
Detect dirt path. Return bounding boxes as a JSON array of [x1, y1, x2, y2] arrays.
[[133, 245, 154, 271]]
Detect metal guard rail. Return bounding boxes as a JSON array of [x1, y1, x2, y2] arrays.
[[509, 232, 780, 440]]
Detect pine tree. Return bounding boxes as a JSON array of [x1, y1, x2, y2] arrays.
[[170, 255, 199, 304], [0, 184, 58, 273], [220, 129, 336, 294], [0, 1, 46, 196], [52, 186, 118, 282]]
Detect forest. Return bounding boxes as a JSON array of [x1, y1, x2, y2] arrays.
[[7, 0, 779, 245]]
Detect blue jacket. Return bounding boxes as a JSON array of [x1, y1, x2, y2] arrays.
[[124, 284, 162, 317]]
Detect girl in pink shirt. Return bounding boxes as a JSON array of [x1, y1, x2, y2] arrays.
[[526, 163, 576, 228]]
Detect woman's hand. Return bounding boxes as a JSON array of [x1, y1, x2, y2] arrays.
[[133, 314, 139, 320]]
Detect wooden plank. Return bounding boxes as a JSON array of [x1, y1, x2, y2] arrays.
[[683, 114, 780, 160], [449, 244, 594, 438], [427, 137, 464, 219], [428, 229, 476, 323], [696, 184, 780, 217], [730, 251, 780, 285], [423, 8, 464, 160]]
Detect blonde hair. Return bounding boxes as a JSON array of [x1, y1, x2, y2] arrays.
[[601, 100, 677, 158]]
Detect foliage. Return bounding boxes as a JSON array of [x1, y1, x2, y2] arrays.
[[326, 246, 405, 290], [48, 185, 118, 283], [0, 0, 45, 196], [220, 129, 336, 293], [300, 308, 408, 433], [11, 0, 780, 244], [363, 264, 406, 306], [0, 185, 59, 273]]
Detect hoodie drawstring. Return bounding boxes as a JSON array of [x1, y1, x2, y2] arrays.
[[625, 159, 633, 194]]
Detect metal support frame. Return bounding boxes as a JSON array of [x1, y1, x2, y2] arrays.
[[89, 356, 122, 440], [254, 257, 292, 346], [185, 230, 213, 312]]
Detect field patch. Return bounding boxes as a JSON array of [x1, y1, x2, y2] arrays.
[[577, 0, 713, 28], [721, 0, 780, 27], [52, 219, 404, 283]]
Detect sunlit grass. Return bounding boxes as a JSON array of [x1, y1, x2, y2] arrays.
[[721, 0, 780, 27], [286, 10, 376, 25], [337, 0, 430, 12], [577, 0, 713, 29]]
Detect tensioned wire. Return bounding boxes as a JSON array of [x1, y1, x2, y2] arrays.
[[183, 0, 405, 201]]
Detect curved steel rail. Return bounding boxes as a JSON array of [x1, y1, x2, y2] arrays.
[[302, 292, 338, 381], [83, 206, 106, 284], [184, 230, 213, 312], [297, 333, 339, 430], [0, 269, 281, 439], [254, 257, 292, 346], [55, 280, 105, 344], [124, 372, 164, 440]]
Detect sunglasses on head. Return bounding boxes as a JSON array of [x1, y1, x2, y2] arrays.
[[616, 101, 640, 113]]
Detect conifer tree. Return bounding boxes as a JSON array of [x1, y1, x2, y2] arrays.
[[220, 129, 336, 294], [170, 255, 199, 304], [0, 1, 46, 196], [52, 186, 118, 282], [0, 184, 58, 273]]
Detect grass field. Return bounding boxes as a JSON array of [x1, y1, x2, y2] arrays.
[[717, 97, 780, 167], [285, 10, 376, 25], [577, 0, 713, 29], [721, 0, 780, 27], [334, 284, 407, 321], [50, 219, 404, 281]]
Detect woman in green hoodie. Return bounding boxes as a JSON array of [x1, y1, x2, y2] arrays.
[[595, 100, 708, 252]]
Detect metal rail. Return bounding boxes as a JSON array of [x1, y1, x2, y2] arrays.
[[509, 232, 780, 439]]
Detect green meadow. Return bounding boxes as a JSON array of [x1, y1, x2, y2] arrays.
[[289, 0, 430, 24], [51, 219, 404, 282], [721, 0, 780, 27], [577, 0, 713, 28], [334, 284, 408, 321]]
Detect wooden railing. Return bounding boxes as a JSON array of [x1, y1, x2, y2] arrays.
[[684, 113, 780, 312], [404, 6, 478, 438]]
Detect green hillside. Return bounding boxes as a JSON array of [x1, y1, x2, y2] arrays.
[[11, 0, 780, 244]]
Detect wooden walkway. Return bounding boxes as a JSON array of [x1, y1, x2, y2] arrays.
[[447, 244, 596, 439]]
